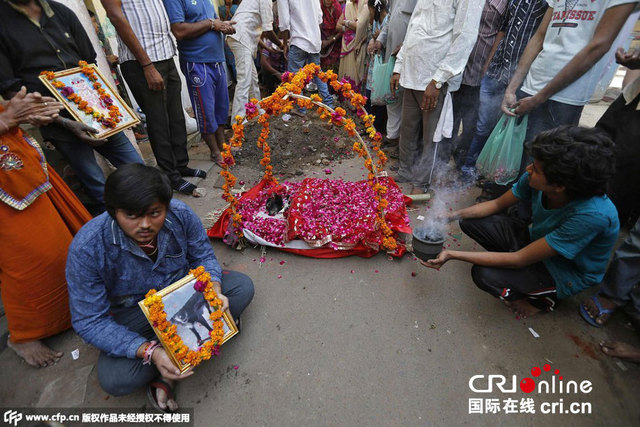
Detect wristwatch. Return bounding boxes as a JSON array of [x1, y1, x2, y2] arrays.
[[432, 80, 443, 90]]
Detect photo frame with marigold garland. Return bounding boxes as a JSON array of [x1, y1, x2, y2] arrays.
[[138, 273, 238, 373], [38, 64, 139, 139]]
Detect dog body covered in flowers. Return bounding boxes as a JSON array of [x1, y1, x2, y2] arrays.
[[67, 165, 254, 412]]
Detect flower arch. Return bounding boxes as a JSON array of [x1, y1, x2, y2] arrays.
[[219, 64, 397, 252]]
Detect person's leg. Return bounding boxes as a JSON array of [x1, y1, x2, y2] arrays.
[[212, 62, 230, 154], [397, 89, 423, 182], [180, 60, 222, 163], [97, 307, 159, 396], [308, 52, 334, 107], [471, 262, 558, 314], [220, 270, 255, 321], [287, 45, 308, 73], [452, 84, 480, 167], [48, 136, 110, 206], [229, 38, 255, 120], [385, 89, 403, 141], [120, 60, 182, 183], [521, 91, 583, 145], [597, 92, 640, 226], [463, 76, 507, 169], [459, 214, 531, 253], [411, 86, 447, 189], [164, 60, 190, 172], [94, 132, 144, 169]]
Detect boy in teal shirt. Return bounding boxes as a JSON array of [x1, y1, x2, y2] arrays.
[[423, 126, 619, 317]]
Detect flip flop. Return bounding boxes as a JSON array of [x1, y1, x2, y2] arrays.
[[580, 294, 615, 328], [147, 379, 177, 413]]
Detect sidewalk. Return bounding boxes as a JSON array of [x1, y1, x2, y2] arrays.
[[1, 92, 638, 426]]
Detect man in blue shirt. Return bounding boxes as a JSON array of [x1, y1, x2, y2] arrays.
[[163, 0, 236, 168], [422, 126, 619, 318], [66, 164, 254, 411]]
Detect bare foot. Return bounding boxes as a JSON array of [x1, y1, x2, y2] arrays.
[[508, 299, 541, 318], [155, 378, 178, 412], [7, 339, 62, 368], [582, 295, 616, 326], [600, 341, 640, 363]]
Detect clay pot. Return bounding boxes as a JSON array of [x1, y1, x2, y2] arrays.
[[412, 231, 445, 261]]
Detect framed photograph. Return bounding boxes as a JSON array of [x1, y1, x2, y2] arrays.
[[38, 64, 140, 139], [139, 274, 239, 373]]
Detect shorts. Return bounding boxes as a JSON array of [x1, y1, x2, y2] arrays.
[[180, 60, 229, 134]]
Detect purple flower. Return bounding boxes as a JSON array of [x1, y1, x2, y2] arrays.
[[61, 86, 74, 97], [193, 280, 206, 292]]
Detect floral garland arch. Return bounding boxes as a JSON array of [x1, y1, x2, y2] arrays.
[[219, 64, 398, 252]]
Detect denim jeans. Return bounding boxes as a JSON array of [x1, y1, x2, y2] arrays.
[[50, 131, 143, 207], [97, 270, 255, 396], [463, 76, 507, 168], [287, 44, 333, 107]]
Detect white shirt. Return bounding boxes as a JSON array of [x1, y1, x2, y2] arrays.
[[227, 0, 273, 54], [393, 0, 483, 92], [522, 0, 640, 106], [277, 0, 323, 54], [117, 0, 176, 63]]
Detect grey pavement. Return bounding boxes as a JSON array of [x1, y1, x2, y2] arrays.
[[1, 102, 639, 426]]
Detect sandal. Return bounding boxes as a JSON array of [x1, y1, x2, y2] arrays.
[[580, 294, 615, 328], [179, 167, 207, 178], [172, 179, 197, 195], [147, 379, 177, 413]]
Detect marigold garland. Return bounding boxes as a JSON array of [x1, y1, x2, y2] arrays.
[[219, 63, 397, 251], [143, 266, 224, 367], [40, 61, 122, 129]]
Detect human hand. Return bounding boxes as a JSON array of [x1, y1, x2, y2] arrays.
[[419, 249, 450, 270], [60, 118, 107, 147], [501, 92, 518, 116], [513, 94, 541, 116], [151, 347, 194, 381], [219, 20, 236, 35], [280, 30, 290, 58], [391, 44, 402, 57], [421, 81, 440, 111], [143, 64, 165, 91], [3, 87, 63, 128], [390, 73, 400, 96], [615, 47, 640, 70], [367, 39, 381, 55]]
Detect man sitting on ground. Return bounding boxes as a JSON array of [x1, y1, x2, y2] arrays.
[[422, 126, 619, 318], [66, 164, 254, 411]]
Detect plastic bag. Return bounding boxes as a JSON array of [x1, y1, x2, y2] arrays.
[[370, 55, 398, 106], [476, 114, 528, 185]]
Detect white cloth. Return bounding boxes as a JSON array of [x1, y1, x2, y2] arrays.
[[228, 38, 261, 121], [277, 0, 323, 54], [522, 0, 640, 106], [385, 90, 404, 139], [376, 0, 418, 62], [433, 92, 453, 143], [227, 0, 273, 55], [117, 0, 176, 63], [393, 0, 484, 92]]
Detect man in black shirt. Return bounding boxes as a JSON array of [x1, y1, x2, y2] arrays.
[[0, 0, 143, 211]]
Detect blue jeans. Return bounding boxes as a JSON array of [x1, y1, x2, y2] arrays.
[[463, 76, 507, 169], [520, 89, 584, 143], [287, 44, 333, 107], [51, 131, 143, 207], [98, 270, 254, 396]]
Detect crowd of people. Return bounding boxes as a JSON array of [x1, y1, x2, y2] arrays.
[[1, 0, 640, 414]]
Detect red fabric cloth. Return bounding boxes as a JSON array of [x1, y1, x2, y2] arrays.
[[320, 0, 343, 68], [208, 177, 412, 258]]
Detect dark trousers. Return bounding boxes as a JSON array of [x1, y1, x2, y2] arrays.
[[596, 92, 640, 226], [97, 270, 254, 396], [599, 219, 640, 323], [120, 59, 189, 184], [440, 84, 480, 167], [460, 214, 558, 311]]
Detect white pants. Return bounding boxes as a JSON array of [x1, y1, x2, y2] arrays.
[[385, 88, 404, 139], [228, 38, 260, 120]]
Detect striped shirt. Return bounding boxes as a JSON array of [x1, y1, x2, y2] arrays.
[[486, 0, 548, 85], [117, 0, 176, 63], [462, 0, 509, 86]]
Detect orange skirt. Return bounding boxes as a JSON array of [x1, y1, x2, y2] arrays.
[[0, 167, 92, 342]]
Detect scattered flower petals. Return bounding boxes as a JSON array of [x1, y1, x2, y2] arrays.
[[411, 272, 416, 277]]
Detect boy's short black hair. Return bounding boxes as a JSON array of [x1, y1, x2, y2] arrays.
[[104, 164, 172, 217], [525, 126, 615, 200]]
